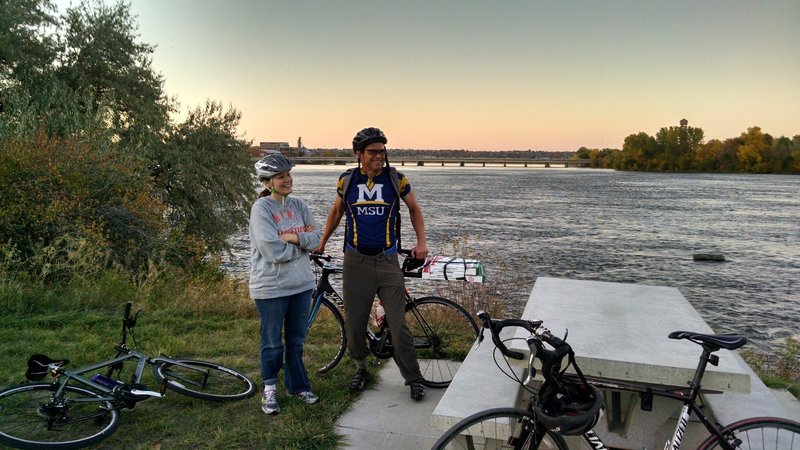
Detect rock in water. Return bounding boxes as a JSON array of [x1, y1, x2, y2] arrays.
[[693, 253, 725, 262]]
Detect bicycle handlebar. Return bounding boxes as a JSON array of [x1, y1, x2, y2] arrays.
[[476, 311, 540, 360], [309, 252, 332, 268], [476, 310, 572, 385]]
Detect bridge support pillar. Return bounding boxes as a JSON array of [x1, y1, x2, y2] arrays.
[[460, 161, 465, 167], [417, 161, 424, 166], [545, 162, 550, 168]]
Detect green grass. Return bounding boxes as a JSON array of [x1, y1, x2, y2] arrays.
[[741, 337, 800, 400], [0, 271, 364, 449]]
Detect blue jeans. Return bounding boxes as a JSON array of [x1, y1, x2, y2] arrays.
[[255, 289, 312, 393]]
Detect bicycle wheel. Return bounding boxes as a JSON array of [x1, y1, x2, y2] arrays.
[[153, 360, 256, 401], [699, 416, 800, 450], [0, 382, 120, 449], [432, 407, 568, 450], [304, 294, 347, 374], [405, 296, 479, 388]]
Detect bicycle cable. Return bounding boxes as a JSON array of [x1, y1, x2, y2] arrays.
[[491, 336, 539, 396]]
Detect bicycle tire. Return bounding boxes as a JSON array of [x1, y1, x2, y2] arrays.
[[404, 296, 479, 388], [432, 407, 569, 450], [0, 382, 120, 449], [698, 416, 800, 450], [153, 360, 256, 401], [304, 294, 347, 374]]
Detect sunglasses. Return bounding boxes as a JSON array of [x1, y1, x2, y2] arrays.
[[364, 149, 387, 156]]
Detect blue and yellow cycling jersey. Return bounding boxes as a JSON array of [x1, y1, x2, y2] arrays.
[[337, 168, 410, 250]]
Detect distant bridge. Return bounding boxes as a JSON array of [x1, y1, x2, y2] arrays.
[[292, 156, 591, 168]]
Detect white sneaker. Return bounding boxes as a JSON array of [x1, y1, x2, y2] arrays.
[[261, 389, 279, 415], [291, 390, 320, 404]]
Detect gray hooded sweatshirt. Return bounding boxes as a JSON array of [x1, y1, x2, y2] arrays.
[[249, 195, 321, 300]]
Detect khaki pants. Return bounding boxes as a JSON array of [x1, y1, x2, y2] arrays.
[[342, 249, 423, 384]]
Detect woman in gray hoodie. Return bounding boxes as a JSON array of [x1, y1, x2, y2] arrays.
[[249, 154, 321, 415]]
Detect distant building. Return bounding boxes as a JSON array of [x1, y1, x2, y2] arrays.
[[260, 142, 291, 152], [251, 141, 291, 158]]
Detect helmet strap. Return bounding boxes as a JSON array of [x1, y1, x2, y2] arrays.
[[266, 180, 289, 204]]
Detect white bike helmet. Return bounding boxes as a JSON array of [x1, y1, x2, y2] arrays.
[[255, 154, 294, 181]]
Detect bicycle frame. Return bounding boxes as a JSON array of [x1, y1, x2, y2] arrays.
[[48, 351, 213, 403], [41, 303, 217, 405], [571, 343, 735, 450], [309, 262, 344, 317], [476, 312, 745, 450], [572, 380, 733, 450], [308, 255, 435, 358]]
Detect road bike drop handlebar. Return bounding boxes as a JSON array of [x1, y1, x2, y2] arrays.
[[309, 252, 332, 268], [310, 250, 421, 272], [476, 310, 574, 387]]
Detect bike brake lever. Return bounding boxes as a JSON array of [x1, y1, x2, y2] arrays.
[[473, 326, 485, 350]]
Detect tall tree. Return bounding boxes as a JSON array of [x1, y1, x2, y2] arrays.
[[621, 132, 660, 170], [656, 125, 704, 171], [0, 0, 57, 82], [737, 127, 769, 172], [58, 0, 172, 150], [152, 101, 253, 253], [1, 0, 256, 278]]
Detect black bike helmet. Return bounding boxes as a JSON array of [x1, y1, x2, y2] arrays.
[[533, 380, 604, 435], [254, 153, 295, 180], [352, 127, 387, 153]]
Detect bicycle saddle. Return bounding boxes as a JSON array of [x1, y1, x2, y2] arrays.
[[668, 331, 747, 350], [26, 354, 70, 381]]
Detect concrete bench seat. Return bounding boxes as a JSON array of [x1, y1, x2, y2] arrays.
[[430, 328, 525, 433], [510, 277, 797, 448], [703, 352, 799, 423]]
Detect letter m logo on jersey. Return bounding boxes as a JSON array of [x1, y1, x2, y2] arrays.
[[356, 183, 386, 204]]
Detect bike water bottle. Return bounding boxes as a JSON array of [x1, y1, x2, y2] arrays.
[[92, 373, 122, 389]]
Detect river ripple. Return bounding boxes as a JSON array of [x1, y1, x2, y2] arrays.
[[224, 166, 799, 352]]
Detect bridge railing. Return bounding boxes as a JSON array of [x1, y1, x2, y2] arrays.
[[289, 156, 591, 167]]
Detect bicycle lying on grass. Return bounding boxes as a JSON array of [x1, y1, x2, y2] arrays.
[[432, 310, 800, 450], [304, 250, 479, 387], [0, 303, 256, 449]]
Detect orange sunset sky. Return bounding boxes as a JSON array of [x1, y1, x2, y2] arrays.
[[54, 0, 800, 151]]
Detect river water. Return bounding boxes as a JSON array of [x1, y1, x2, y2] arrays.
[[224, 165, 799, 352]]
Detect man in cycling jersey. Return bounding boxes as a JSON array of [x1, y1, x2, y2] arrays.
[[315, 127, 429, 401]]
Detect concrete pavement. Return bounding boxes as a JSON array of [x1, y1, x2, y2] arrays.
[[335, 360, 446, 449]]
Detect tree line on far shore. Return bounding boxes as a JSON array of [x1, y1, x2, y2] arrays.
[[301, 125, 800, 175], [576, 125, 800, 174]]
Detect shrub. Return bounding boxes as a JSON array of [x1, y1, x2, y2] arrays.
[[0, 136, 166, 281]]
